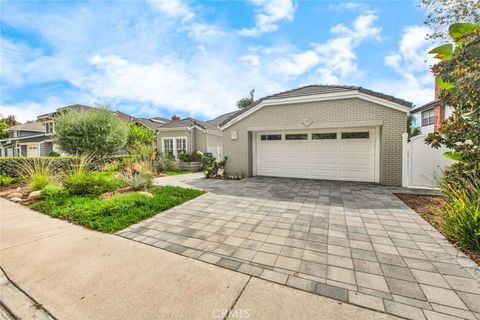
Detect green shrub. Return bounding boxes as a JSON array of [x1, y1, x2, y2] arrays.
[[442, 177, 480, 252], [0, 155, 136, 178], [48, 151, 60, 157], [41, 184, 67, 200], [0, 174, 14, 186], [64, 171, 125, 196], [196, 151, 227, 178], [29, 172, 50, 191], [123, 174, 153, 191], [54, 107, 128, 156]]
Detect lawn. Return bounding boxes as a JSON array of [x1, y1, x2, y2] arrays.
[[31, 186, 205, 233]]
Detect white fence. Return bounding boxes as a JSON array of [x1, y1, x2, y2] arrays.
[[402, 133, 454, 189], [207, 147, 223, 160]]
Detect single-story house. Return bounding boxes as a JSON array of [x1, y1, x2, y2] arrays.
[[156, 117, 223, 159], [219, 85, 413, 186], [410, 100, 452, 134]]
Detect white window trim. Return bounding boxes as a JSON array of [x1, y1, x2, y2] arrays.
[[421, 109, 435, 127], [161, 136, 188, 159], [220, 91, 411, 130]]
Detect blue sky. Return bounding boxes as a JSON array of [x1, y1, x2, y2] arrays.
[[1, 0, 437, 122]]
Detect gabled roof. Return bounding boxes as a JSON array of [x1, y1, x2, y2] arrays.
[[134, 118, 166, 130], [219, 85, 414, 128], [115, 110, 135, 122], [206, 111, 238, 126], [410, 100, 441, 114], [6, 121, 44, 132], [150, 116, 170, 123], [158, 117, 220, 133], [37, 104, 93, 119]]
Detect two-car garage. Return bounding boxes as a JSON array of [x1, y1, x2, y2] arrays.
[[220, 85, 412, 186], [254, 128, 378, 183]]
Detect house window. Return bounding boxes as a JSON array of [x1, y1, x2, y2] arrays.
[[422, 109, 435, 126], [285, 134, 308, 140], [45, 122, 54, 134], [164, 138, 174, 157], [176, 138, 187, 155], [312, 133, 337, 140], [341, 132, 369, 139], [261, 134, 282, 141]]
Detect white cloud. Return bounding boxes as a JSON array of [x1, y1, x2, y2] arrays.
[[239, 0, 296, 36], [0, 98, 62, 123], [328, 2, 367, 11], [382, 26, 435, 105], [148, 0, 194, 21], [269, 51, 320, 76]]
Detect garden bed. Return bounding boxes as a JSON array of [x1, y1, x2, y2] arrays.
[[395, 193, 480, 265]]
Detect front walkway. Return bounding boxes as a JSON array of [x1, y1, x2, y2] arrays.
[[0, 198, 395, 320], [120, 176, 480, 320]]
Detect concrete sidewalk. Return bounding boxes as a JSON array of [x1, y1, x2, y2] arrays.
[[0, 198, 396, 320]]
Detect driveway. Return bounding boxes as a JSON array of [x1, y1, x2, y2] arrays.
[[119, 176, 480, 320]]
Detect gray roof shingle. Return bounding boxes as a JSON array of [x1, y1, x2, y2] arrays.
[[219, 85, 413, 127], [7, 121, 44, 132]]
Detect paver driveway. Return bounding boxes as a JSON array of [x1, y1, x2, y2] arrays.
[[118, 177, 480, 320]]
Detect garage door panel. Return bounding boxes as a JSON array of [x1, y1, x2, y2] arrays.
[[256, 128, 376, 182]]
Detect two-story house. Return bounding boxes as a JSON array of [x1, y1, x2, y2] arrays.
[[0, 121, 50, 157], [410, 86, 452, 134]]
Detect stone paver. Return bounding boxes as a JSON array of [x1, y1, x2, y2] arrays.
[[118, 176, 480, 320]]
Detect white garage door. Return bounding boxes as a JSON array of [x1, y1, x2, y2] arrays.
[[255, 128, 377, 182]]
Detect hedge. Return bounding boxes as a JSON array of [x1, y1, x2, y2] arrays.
[[0, 155, 137, 178]]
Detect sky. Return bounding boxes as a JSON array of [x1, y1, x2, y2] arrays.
[[0, 0, 438, 123]]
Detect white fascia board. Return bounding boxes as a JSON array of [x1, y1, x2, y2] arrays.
[[205, 130, 222, 137], [220, 91, 411, 130]]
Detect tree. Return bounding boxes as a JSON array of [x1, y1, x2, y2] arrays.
[[236, 89, 255, 109], [0, 121, 9, 139], [407, 115, 421, 139], [425, 23, 480, 165], [421, 0, 480, 40], [54, 107, 128, 156], [127, 123, 155, 152], [2, 115, 18, 126]]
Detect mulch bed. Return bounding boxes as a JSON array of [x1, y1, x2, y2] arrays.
[[395, 193, 480, 266]]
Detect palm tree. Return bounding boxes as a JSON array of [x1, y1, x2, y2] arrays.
[[236, 89, 255, 109]]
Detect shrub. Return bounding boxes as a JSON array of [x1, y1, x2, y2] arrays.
[[154, 152, 175, 172], [0, 155, 136, 178], [14, 158, 52, 191], [196, 151, 227, 178], [41, 184, 67, 200], [178, 152, 191, 162], [0, 174, 14, 186], [54, 107, 128, 156], [123, 174, 153, 191], [127, 123, 155, 151], [442, 177, 480, 252], [48, 151, 60, 157], [30, 173, 50, 191], [64, 171, 125, 196]]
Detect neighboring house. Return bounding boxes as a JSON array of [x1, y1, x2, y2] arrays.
[[156, 117, 223, 160], [219, 85, 412, 186], [410, 100, 452, 134], [0, 104, 148, 157], [0, 122, 50, 157]]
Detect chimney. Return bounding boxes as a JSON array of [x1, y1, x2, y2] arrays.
[[434, 82, 440, 100], [171, 114, 180, 121]]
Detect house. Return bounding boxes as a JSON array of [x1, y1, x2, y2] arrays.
[[219, 85, 413, 186], [409, 100, 452, 134], [156, 117, 223, 160], [0, 122, 51, 157], [0, 104, 153, 157]]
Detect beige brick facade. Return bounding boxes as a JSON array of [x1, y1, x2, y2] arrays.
[[221, 98, 407, 186]]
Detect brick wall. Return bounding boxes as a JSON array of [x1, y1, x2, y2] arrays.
[[221, 98, 407, 186]]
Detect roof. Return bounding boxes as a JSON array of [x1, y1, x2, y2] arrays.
[[206, 111, 238, 126], [410, 100, 441, 114], [37, 104, 93, 119], [115, 111, 135, 122], [6, 121, 44, 132], [17, 135, 50, 143], [150, 116, 170, 123], [134, 118, 166, 130], [219, 85, 414, 127], [159, 117, 220, 133]]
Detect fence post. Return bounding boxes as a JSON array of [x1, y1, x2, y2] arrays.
[[402, 133, 409, 188]]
